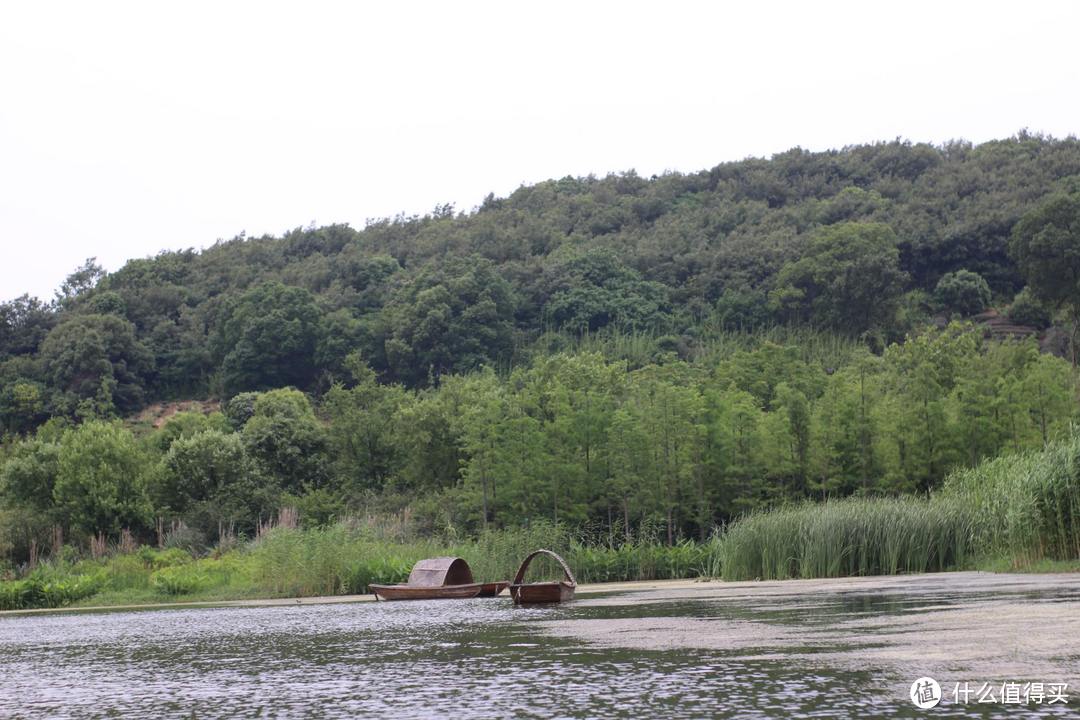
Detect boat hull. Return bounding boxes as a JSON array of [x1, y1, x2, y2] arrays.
[[370, 583, 484, 601], [477, 581, 509, 597], [510, 581, 575, 604]]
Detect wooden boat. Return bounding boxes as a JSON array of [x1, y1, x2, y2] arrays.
[[370, 557, 508, 601], [370, 582, 484, 601], [477, 581, 509, 597], [509, 549, 577, 604]]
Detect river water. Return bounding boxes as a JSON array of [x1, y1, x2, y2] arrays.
[[0, 578, 1076, 718]]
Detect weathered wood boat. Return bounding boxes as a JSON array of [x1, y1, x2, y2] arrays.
[[369, 582, 484, 601], [509, 549, 577, 604], [477, 581, 509, 597], [369, 557, 508, 601]]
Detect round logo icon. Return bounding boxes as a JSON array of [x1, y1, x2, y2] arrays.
[[910, 677, 942, 709]]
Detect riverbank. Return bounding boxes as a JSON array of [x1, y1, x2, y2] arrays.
[[0, 522, 719, 612], [6, 562, 1080, 615], [0, 577, 705, 616], [5, 560, 1079, 616]]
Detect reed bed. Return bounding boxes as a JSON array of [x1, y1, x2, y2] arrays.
[[943, 439, 1080, 566], [717, 497, 974, 581], [719, 434, 1080, 581]]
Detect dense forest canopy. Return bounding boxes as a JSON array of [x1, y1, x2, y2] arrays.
[[4, 134, 1080, 558]]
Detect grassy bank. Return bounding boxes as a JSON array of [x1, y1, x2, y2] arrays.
[[0, 522, 720, 611], [719, 435, 1080, 580], [9, 434, 1077, 609]]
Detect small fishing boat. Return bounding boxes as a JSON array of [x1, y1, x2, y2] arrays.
[[509, 549, 577, 604], [369, 582, 485, 601], [477, 581, 510, 597], [370, 557, 508, 601]]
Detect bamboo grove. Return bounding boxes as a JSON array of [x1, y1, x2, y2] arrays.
[[2, 323, 1076, 562]]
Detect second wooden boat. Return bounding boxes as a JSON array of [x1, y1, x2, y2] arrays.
[[509, 549, 577, 604]]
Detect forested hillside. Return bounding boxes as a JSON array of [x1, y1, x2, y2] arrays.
[[4, 134, 1080, 560]]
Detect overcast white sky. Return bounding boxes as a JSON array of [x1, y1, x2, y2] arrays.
[[2, 0, 1078, 302]]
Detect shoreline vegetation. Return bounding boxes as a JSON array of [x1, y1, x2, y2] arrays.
[[719, 434, 1080, 580], [5, 137, 1080, 613], [4, 431, 1079, 612], [0, 521, 719, 612]]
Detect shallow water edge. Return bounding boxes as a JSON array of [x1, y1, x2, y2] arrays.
[[1, 572, 1077, 718]]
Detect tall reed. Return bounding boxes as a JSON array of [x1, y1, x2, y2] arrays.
[[719, 434, 1080, 581]]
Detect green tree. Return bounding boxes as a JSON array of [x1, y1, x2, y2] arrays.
[[322, 354, 408, 494], [605, 406, 652, 539], [773, 382, 812, 495], [714, 342, 824, 410], [0, 294, 55, 358], [152, 429, 266, 537], [55, 258, 106, 306], [154, 430, 247, 512], [629, 368, 705, 544], [1, 437, 60, 513], [771, 222, 907, 334], [541, 248, 670, 332], [1010, 191, 1080, 361], [224, 391, 260, 430], [1017, 351, 1076, 446], [702, 388, 762, 517], [933, 269, 992, 317], [39, 314, 154, 418], [383, 256, 516, 385], [0, 380, 48, 435], [241, 388, 329, 494], [216, 282, 323, 395], [53, 421, 150, 537], [149, 411, 232, 453], [1008, 287, 1052, 328], [446, 370, 507, 530], [885, 325, 979, 489]]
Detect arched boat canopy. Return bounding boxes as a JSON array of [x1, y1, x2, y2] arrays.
[[407, 557, 475, 587]]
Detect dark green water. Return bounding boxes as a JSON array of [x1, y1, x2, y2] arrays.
[[0, 593, 1072, 718]]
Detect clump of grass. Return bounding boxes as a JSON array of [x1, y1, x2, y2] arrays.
[[568, 538, 716, 582], [719, 434, 1080, 581], [0, 571, 105, 610], [150, 565, 213, 596], [718, 497, 976, 581], [247, 524, 426, 596], [452, 520, 572, 582], [450, 521, 718, 584], [943, 438, 1080, 566]]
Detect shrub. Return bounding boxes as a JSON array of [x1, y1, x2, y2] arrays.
[[0, 573, 105, 611], [1008, 287, 1052, 329], [150, 564, 211, 596], [933, 269, 992, 317], [136, 546, 193, 569]]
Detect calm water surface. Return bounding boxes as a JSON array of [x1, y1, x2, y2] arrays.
[[0, 591, 1072, 718]]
